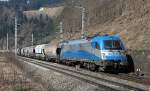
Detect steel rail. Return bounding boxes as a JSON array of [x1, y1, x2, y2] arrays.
[[18, 56, 149, 91]]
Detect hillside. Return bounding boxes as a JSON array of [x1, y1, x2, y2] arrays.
[[18, 6, 65, 47], [23, 6, 64, 19], [85, 0, 150, 51], [21, 0, 150, 50], [0, 0, 64, 48], [1, 0, 150, 51], [62, 0, 150, 51]]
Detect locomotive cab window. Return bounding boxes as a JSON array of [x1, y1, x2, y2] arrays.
[[91, 42, 100, 50], [95, 42, 100, 49], [104, 40, 122, 50]]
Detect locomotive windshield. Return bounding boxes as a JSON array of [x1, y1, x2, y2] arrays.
[[104, 40, 123, 50]]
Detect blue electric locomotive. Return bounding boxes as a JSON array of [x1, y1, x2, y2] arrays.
[[57, 35, 134, 73]]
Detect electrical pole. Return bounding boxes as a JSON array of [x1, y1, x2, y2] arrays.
[[15, 17, 17, 56], [81, 7, 85, 39], [60, 21, 63, 42], [7, 33, 8, 51], [32, 33, 33, 46], [75, 6, 86, 38]]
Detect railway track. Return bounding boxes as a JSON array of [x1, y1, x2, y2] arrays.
[[97, 71, 150, 86], [18, 56, 150, 91]]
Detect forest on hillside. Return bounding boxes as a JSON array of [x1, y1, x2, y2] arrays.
[[0, 0, 62, 49]]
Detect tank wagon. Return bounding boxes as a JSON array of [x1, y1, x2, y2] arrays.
[[57, 35, 134, 72], [18, 41, 58, 61], [44, 41, 58, 61], [34, 44, 48, 60], [19, 46, 35, 57], [34, 43, 58, 61]]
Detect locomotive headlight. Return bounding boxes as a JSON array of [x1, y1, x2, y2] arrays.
[[120, 61, 128, 65], [102, 53, 106, 58]]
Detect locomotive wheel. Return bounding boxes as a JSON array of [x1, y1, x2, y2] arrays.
[[98, 66, 106, 72], [113, 63, 119, 74], [83, 62, 87, 68], [68, 61, 74, 66], [87, 63, 90, 70], [79, 62, 84, 68], [89, 63, 96, 71], [56, 55, 60, 63]]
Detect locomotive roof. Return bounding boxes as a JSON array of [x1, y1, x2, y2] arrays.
[[62, 39, 89, 45], [60, 35, 121, 45], [92, 35, 121, 41]]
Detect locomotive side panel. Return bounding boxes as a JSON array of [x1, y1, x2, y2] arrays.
[[59, 35, 133, 73], [60, 39, 101, 62]]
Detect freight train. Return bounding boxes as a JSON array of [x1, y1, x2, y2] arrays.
[[17, 34, 134, 73]]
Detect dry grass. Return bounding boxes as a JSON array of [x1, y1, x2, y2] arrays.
[[0, 53, 45, 91]]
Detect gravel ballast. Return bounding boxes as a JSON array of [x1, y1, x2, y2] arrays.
[[20, 59, 103, 91]]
